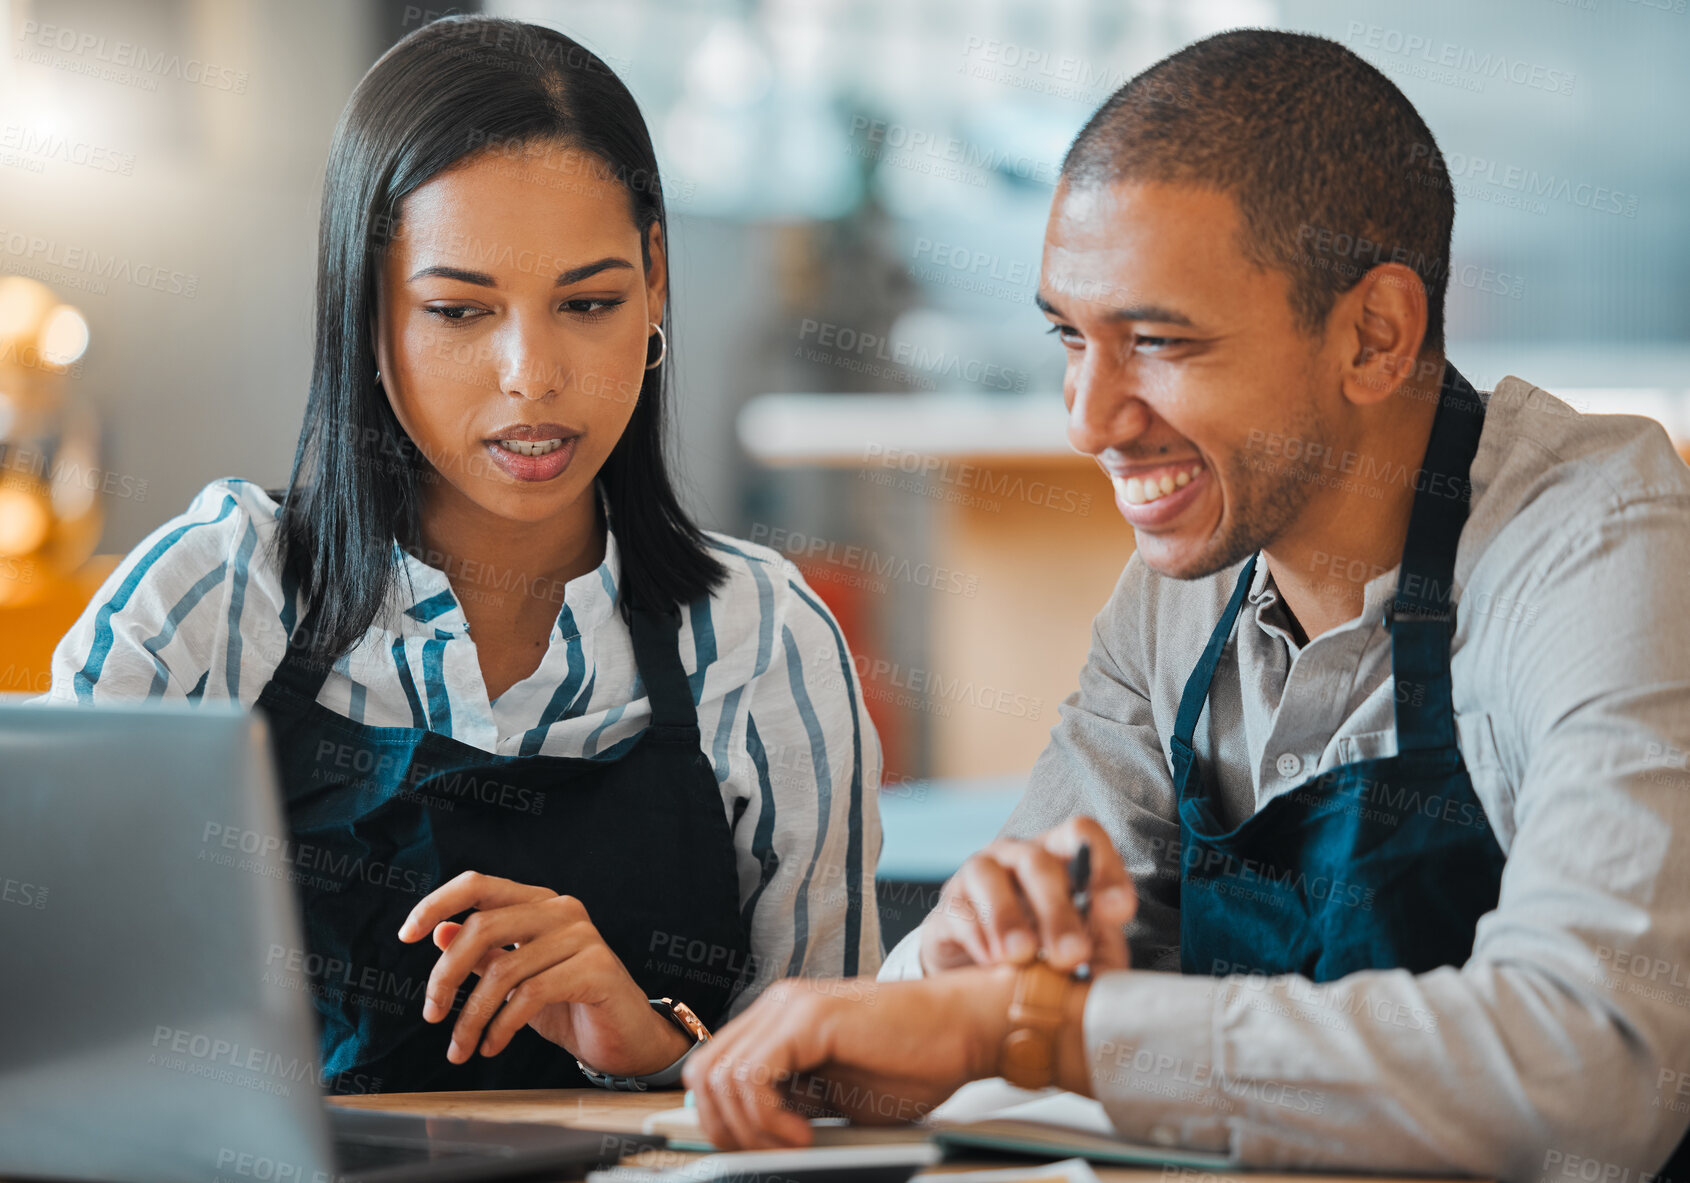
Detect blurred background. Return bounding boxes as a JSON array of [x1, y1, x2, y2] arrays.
[[3, 0, 1688, 932]]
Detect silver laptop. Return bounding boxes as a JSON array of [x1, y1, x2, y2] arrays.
[[0, 700, 658, 1183]]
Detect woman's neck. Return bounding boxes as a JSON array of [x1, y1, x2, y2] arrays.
[[412, 482, 606, 628]]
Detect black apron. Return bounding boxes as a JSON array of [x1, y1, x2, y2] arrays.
[[256, 603, 753, 1093], [1172, 363, 1506, 980]]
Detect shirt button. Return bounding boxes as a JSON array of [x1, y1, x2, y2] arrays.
[[1149, 1124, 1178, 1146], [1275, 752, 1303, 777]]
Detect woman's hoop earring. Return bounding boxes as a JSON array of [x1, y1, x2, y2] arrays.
[[645, 323, 667, 370]]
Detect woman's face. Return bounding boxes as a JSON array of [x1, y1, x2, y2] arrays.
[[374, 144, 664, 528]]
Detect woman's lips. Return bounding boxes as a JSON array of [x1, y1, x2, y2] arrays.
[[483, 435, 579, 482], [1109, 461, 1209, 527]]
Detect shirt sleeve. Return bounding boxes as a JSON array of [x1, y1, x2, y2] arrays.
[[1079, 497, 1690, 1179], [41, 480, 292, 707], [1002, 555, 1185, 970], [724, 565, 884, 1015], [877, 555, 1183, 983]]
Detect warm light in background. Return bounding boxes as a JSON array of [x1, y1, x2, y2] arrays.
[[0, 274, 102, 605]]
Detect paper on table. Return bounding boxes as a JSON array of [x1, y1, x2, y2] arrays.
[[929, 1083, 1234, 1170], [916, 1156, 1100, 1183], [642, 1104, 932, 1152], [644, 1078, 1231, 1168]]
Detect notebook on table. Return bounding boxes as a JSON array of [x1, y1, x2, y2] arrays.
[[641, 1079, 1233, 1169]]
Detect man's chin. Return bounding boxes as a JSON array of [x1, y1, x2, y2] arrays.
[[1133, 530, 1250, 582]]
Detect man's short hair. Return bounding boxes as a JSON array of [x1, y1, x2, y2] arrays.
[[1063, 29, 1454, 353]]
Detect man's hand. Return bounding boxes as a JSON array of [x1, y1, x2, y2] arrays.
[[683, 969, 1021, 1150], [918, 816, 1136, 976]]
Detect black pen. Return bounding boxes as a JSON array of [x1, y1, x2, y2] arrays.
[[1067, 842, 1092, 982]]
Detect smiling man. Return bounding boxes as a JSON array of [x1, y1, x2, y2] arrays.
[[685, 28, 1690, 1179]]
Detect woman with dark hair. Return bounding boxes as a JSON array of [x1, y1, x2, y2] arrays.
[[44, 16, 881, 1093]]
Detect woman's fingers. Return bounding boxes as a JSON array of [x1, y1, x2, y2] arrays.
[[398, 870, 551, 944], [421, 895, 582, 1025], [431, 920, 462, 950], [461, 925, 601, 1059], [471, 955, 584, 1059]]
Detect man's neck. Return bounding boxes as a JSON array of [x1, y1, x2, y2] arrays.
[[1263, 358, 1446, 643]]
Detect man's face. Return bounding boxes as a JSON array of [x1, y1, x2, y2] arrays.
[[1039, 179, 1338, 580]]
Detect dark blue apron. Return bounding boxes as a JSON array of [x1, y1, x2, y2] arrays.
[[1171, 364, 1507, 981], [255, 602, 753, 1093]]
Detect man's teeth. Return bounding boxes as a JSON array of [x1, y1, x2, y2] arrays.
[[495, 438, 565, 457], [1119, 464, 1204, 506]]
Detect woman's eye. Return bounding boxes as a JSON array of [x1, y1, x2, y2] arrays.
[[563, 297, 626, 318], [426, 305, 483, 322]]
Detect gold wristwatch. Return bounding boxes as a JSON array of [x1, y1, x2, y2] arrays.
[[998, 962, 1078, 1089]]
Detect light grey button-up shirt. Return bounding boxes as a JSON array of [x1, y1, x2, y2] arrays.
[[882, 376, 1690, 1180]]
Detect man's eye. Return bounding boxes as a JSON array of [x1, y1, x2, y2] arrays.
[[1045, 324, 1082, 347], [1134, 335, 1182, 352]]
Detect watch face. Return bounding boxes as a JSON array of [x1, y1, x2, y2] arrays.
[[660, 998, 711, 1043]]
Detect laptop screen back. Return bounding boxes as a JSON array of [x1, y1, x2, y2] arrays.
[[0, 702, 336, 1183]]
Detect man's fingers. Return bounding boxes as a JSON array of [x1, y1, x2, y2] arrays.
[[688, 989, 824, 1150], [1046, 818, 1135, 901], [699, 1039, 805, 1149], [1043, 817, 1138, 965], [398, 870, 551, 943], [993, 841, 1091, 972], [951, 853, 1038, 964], [919, 879, 998, 973]]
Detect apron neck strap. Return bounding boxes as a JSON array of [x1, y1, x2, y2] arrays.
[[269, 602, 339, 702], [1389, 362, 1486, 752], [630, 605, 699, 730], [1171, 554, 1259, 751]]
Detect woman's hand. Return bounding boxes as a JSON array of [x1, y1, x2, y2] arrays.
[[918, 816, 1136, 976], [398, 871, 692, 1075], [682, 969, 1021, 1150]]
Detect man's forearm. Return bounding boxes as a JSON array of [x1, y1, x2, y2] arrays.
[[1073, 962, 1689, 1178]]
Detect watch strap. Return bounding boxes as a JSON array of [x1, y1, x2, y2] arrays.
[[577, 998, 710, 1091], [998, 962, 1074, 1089]]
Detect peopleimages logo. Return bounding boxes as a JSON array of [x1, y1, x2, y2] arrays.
[[15, 20, 250, 93], [0, 228, 198, 298]]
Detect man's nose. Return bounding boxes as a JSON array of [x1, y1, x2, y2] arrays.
[[1066, 353, 1150, 456]]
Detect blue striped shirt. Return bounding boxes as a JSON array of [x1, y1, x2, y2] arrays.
[[43, 478, 883, 1006]]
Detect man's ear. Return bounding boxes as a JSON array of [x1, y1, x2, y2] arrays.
[[644, 221, 668, 326], [1336, 262, 1430, 408]]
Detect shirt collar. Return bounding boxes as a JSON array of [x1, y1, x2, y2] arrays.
[[1245, 553, 1401, 643], [388, 489, 622, 639]]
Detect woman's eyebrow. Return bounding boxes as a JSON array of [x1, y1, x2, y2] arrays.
[[407, 257, 636, 286]]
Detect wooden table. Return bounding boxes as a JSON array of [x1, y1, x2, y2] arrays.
[[330, 1088, 1474, 1183]]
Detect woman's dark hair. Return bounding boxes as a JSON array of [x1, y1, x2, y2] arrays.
[[278, 15, 724, 660]]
